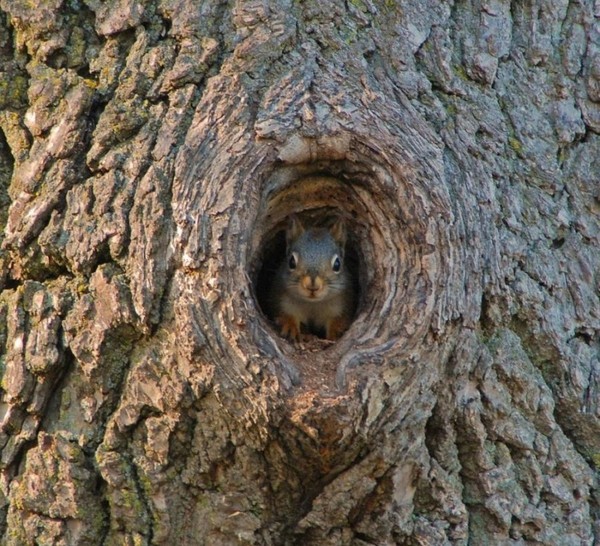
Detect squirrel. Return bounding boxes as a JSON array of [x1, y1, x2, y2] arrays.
[[270, 215, 355, 341]]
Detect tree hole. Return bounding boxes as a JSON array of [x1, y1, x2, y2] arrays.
[[248, 158, 415, 351], [251, 174, 368, 343]]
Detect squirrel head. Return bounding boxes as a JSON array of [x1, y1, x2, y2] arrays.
[[284, 215, 347, 301]]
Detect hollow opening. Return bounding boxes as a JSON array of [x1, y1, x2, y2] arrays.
[[249, 165, 391, 344]]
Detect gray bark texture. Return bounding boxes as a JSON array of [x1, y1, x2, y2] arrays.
[[0, 0, 599, 544]]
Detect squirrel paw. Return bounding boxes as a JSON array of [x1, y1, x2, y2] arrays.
[[276, 313, 301, 341], [326, 316, 350, 340]]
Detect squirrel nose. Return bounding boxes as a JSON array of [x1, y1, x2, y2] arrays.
[[302, 275, 323, 292]]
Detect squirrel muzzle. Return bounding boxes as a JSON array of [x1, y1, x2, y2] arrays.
[[300, 274, 324, 298]]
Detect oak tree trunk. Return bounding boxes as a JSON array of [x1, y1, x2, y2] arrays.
[[0, 0, 599, 544]]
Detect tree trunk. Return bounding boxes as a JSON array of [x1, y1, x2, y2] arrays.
[[0, 0, 599, 544]]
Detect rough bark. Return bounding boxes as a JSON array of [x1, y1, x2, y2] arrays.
[[0, 0, 599, 545]]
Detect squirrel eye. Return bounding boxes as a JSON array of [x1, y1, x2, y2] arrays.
[[332, 255, 341, 272], [288, 253, 297, 270]]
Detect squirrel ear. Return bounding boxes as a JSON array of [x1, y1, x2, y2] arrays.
[[286, 214, 304, 245], [330, 217, 347, 246]]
